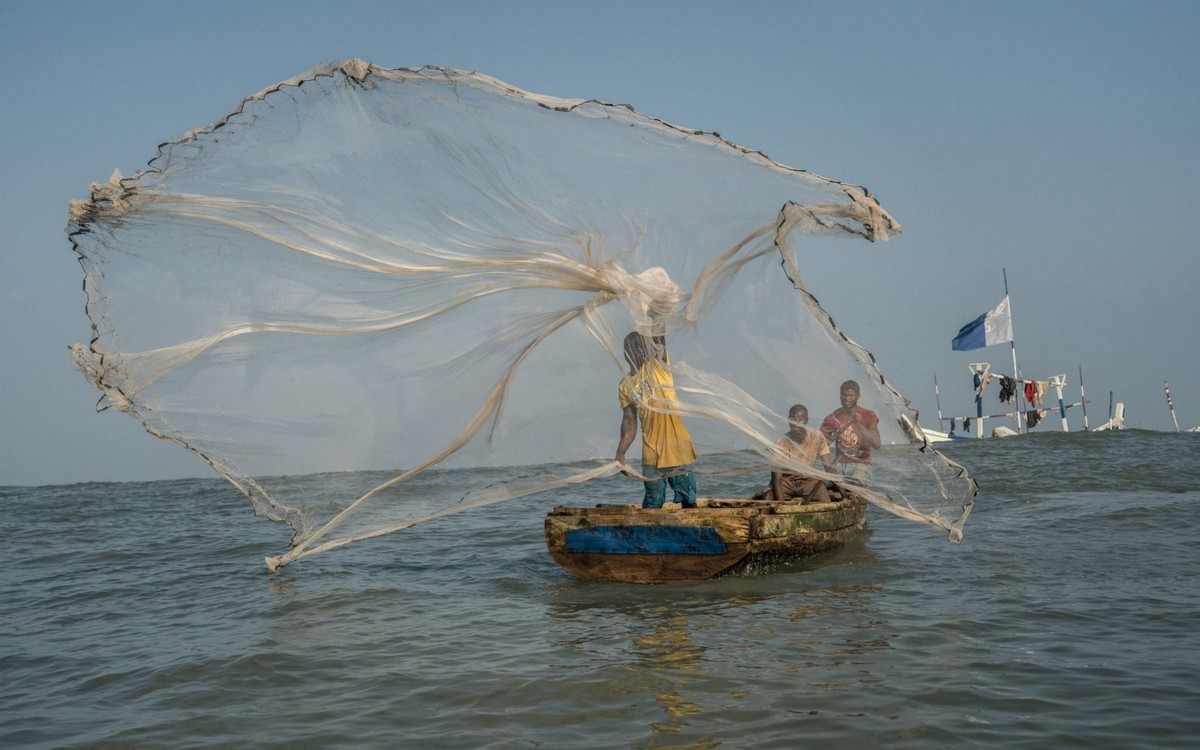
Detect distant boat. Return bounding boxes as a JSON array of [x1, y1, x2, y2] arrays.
[[920, 428, 953, 442], [544, 491, 866, 583], [942, 272, 1090, 438], [898, 414, 966, 444], [935, 365, 1088, 438], [993, 402, 1122, 434], [1091, 402, 1126, 432], [917, 428, 969, 443]]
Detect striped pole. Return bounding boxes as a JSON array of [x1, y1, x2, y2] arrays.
[[1051, 374, 1068, 432], [1165, 382, 1181, 432]]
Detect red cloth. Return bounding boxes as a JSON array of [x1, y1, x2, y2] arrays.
[[820, 406, 879, 465]]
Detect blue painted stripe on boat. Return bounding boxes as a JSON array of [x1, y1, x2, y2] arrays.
[[565, 525, 728, 555]]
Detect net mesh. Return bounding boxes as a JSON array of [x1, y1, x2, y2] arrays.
[[68, 60, 975, 570]]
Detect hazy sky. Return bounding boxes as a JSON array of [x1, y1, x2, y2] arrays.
[[3, 0, 1198, 486]]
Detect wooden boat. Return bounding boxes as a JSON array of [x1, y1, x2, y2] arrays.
[[544, 487, 866, 583]]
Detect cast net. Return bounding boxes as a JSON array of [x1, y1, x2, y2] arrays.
[[68, 60, 975, 571]]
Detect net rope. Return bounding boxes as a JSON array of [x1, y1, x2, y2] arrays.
[[68, 61, 975, 570]]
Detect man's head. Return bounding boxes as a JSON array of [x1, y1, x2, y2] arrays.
[[623, 332, 650, 371], [839, 380, 861, 409], [788, 404, 809, 426]]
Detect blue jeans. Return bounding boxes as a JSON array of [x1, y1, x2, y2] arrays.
[[642, 464, 697, 509]]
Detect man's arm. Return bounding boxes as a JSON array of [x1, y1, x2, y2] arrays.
[[770, 470, 784, 502], [819, 413, 837, 438], [813, 432, 835, 472], [859, 410, 882, 450], [819, 448, 836, 473], [615, 403, 638, 476]]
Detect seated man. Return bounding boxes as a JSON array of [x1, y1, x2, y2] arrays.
[[756, 404, 835, 504]]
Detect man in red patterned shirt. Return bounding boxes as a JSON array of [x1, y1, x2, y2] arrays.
[[820, 380, 881, 488]]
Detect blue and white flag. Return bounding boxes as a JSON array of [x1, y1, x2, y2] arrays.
[[952, 296, 1013, 351]]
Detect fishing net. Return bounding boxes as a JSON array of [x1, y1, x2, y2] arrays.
[[68, 60, 975, 570]]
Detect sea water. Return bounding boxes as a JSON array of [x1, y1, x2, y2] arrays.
[[3, 430, 1199, 749]]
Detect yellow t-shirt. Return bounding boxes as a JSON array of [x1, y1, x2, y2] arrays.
[[772, 427, 830, 473], [618, 357, 697, 469]]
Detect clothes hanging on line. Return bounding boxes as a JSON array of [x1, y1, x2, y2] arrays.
[[975, 371, 991, 397], [998, 376, 1016, 403]]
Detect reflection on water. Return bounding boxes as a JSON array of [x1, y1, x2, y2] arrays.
[[536, 528, 894, 748], [628, 609, 717, 748]]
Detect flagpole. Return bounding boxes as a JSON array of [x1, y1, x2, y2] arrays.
[[1004, 269, 1023, 434], [949, 275, 1018, 437]]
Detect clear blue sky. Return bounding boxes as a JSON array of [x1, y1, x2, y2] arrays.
[[3, 0, 1197, 486]]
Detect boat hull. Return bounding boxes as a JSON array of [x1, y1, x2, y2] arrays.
[[544, 494, 866, 583]]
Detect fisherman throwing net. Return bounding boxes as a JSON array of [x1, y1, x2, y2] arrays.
[[69, 61, 975, 570]]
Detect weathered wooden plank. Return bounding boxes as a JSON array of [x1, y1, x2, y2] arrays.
[[745, 524, 864, 557], [548, 545, 750, 583], [546, 509, 753, 544], [544, 496, 866, 583], [751, 504, 863, 538]]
